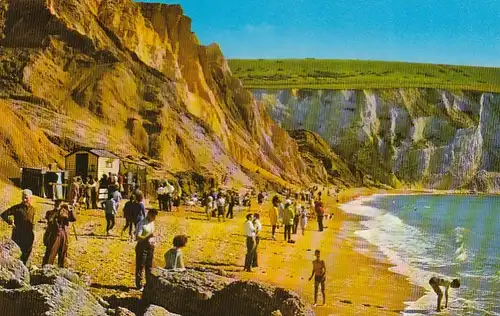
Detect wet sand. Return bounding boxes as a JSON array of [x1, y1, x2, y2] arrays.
[[0, 184, 424, 315]]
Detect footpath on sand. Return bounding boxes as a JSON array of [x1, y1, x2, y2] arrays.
[[0, 186, 423, 316]]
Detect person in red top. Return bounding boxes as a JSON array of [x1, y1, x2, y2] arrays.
[[1, 189, 36, 264]]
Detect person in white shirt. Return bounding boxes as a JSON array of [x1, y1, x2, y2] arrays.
[[243, 213, 256, 272], [300, 206, 308, 236], [252, 213, 263, 268], [135, 209, 158, 290], [205, 195, 214, 220], [165, 181, 174, 212], [216, 194, 226, 222], [156, 183, 165, 211]]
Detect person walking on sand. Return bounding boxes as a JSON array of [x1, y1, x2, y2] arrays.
[[42, 202, 76, 267], [252, 213, 262, 268], [300, 205, 308, 236], [1, 189, 36, 264], [308, 249, 326, 306], [121, 194, 137, 240], [243, 213, 256, 272], [135, 209, 158, 291], [283, 200, 295, 243], [104, 194, 119, 236], [164, 234, 188, 271], [429, 277, 460, 312], [269, 197, 280, 240]]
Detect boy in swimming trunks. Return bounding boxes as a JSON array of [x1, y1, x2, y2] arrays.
[[308, 249, 326, 306], [428, 277, 460, 312]]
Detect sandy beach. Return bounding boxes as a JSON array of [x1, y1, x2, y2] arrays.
[[0, 184, 424, 315]]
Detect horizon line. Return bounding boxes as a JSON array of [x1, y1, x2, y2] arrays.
[[225, 57, 500, 69]]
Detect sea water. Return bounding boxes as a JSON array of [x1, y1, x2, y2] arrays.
[[340, 194, 500, 315]]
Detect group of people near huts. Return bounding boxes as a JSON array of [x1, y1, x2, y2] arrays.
[[66, 172, 140, 211]]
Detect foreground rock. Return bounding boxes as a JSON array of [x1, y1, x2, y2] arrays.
[[143, 268, 232, 315], [143, 305, 181, 316], [143, 268, 314, 316], [0, 238, 30, 289], [0, 241, 107, 316]]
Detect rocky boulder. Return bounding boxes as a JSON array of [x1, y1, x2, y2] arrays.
[[143, 268, 233, 316], [0, 240, 107, 316], [31, 264, 91, 287], [0, 238, 30, 289], [143, 268, 313, 316], [208, 281, 314, 316], [143, 305, 181, 316]]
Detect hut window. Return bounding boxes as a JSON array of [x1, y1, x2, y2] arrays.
[[106, 159, 113, 168]]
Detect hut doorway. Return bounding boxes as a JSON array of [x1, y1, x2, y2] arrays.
[[75, 153, 89, 179]]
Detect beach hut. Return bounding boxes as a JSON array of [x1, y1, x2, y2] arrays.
[[65, 148, 120, 182]]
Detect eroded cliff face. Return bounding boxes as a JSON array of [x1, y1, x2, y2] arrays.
[[0, 0, 319, 187], [256, 89, 500, 191]]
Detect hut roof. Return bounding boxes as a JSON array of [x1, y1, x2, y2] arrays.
[[65, 148, 119, 159]]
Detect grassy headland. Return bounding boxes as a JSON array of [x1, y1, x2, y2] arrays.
[[227, 59, 500, 92]]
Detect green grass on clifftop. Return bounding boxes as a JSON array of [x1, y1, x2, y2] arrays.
[[227, 59, 500, 92]]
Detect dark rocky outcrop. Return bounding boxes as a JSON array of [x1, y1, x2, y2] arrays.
[[143, 305, 181, 316], [207, 281, 314, 316], [0, 240, 107, 316], [143, 268, 313, 316], [143, 268, 232, 316], [0, 238, 30, 289]]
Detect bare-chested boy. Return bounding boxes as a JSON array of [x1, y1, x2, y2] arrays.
[[308, 249, 326, 306], [428, 276, 460, 312]]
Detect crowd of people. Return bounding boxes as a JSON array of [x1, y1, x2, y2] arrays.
[[0, 183, 460, 310]]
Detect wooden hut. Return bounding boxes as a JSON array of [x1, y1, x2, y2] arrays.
[[65, 149, 120, 182]]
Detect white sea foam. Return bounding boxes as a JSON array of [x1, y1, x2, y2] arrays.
[[339, 195, 471, 315]]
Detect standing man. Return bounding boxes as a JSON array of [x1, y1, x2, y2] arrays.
[[308, 249, 326, 306], [243, 213, 256, 272], [165, 181, 174, 212], [135, 209, 158, 291], [216, 192, 226, 222], [1, 189, 36, 264], [156, 183, 165, 211], [226, 191, 235, 219], [315, 199, 324, 232], [269, 197, 280, 240], [293, 203, 301, 234], [283, 200, 295, 243], [252, 213, 262, 268]]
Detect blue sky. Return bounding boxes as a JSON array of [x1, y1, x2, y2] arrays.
[[138, 0, 500, 67]]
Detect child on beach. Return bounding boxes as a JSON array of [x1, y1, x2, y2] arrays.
[[308, 249, 326, 306], [428, 277, 460, 312]]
